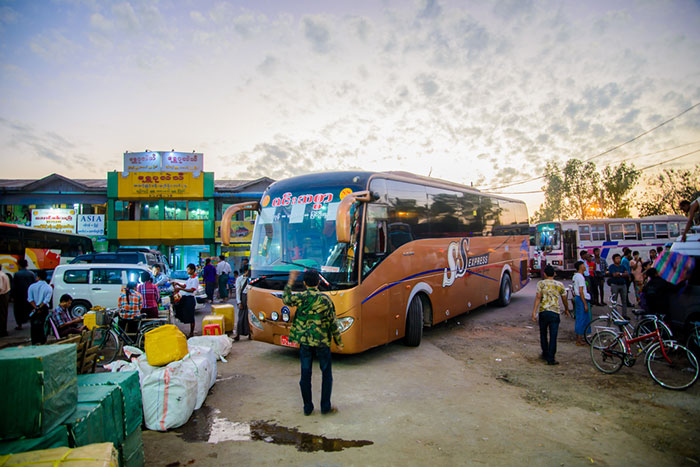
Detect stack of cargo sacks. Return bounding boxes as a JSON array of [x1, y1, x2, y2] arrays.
[[0, 442, 118, 466], [0, 345, 77, 455], [77, 372, 144, 467]]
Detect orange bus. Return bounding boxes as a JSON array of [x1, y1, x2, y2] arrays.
[[222, 171, 529, 354]]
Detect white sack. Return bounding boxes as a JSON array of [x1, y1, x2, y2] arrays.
[[187, 336, 232, 361], [181, 347, 217, 410], [141, 359, 198, 431]]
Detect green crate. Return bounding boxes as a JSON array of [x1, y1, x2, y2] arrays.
[[0, 344, 78, 440], [0, 425, 69, 455], [119, 428, 144, 467], [64, 403, 104, 448], [77, 372, 142, 436], [74, 385, 124, 446]]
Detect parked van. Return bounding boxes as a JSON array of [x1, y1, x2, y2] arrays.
[[70, 251, 157, 266], [50, 263, 154, 315]]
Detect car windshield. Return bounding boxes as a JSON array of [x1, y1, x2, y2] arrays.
[[249, 187, 361, 290]]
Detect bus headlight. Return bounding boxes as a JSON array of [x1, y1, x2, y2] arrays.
[[282, 308, 290, 322], [271, 311, 279, 321], [250, 311, 264, 330], [336, 317, 354, 333]]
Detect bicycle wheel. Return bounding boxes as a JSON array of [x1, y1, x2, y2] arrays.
[[646, 341, 699, 390], [585, 317, 614, 345], [686, 330, 700, 360], [93, 327, 120, 366], [634, 318, 672, 345], [590, 330, 625, 374]]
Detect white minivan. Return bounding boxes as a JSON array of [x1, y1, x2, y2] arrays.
[[51, 263, 154, 315]]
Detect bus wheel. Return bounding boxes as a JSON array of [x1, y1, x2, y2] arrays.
[[497, 274, 512, 307], [70, 300, 91, 316], [404, 295, 423, 347]]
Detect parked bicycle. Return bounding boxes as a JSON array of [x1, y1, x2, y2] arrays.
[[589, 320, 698, 390], [687, 321, 700, 359], [584, 299, 672, 348], [92, 309, 167, 365]]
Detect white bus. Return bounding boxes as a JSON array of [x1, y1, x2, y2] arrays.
[[534, 215, 687, 274]]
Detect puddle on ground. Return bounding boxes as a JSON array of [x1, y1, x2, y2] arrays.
[[174, 406, 372, 452], [250, 420, 373, 452]]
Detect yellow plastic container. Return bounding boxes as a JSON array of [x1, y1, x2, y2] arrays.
[[83, 312, 97, 330], [211, 304, 235, 332], [144, 325, 188, 367], [0, 442, 118, 466], [202, 315, 226, 335]]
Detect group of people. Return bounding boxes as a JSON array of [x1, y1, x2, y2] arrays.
[[533, 245, 671, 364]]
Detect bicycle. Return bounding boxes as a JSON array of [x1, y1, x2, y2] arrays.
[[687, 321, 700, 359], [589, 321, 699, 390], [92, 309, 167, 365], [584, 299, 672, 348]]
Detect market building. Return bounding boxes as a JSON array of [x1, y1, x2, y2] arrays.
[[0, 151, 273, 270]]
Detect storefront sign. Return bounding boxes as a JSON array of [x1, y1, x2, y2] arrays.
[[31, 208, 76, 233], [216, 221, 254, 243], [77, 214, 105, 236], [123, 151, 203, 174], [117, 171, 203, 199]]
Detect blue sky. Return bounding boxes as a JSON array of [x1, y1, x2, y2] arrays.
[[1, 0, 699, 213]]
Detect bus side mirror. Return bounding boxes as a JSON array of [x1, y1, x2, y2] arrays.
[[221, 201, 260, 246], [336, 191, 371, 243]]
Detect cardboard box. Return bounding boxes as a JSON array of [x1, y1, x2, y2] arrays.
[[77, 372, 142, 436], [0, 425, 69, 455], [0, 442, 118, 467]]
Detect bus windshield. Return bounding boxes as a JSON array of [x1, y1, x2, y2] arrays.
[[249, 187, 360, 290], [536, 223, 561, 251]]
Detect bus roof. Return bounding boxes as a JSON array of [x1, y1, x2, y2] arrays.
[[264, 171, 527, 204], [0, 222, 93, 240]]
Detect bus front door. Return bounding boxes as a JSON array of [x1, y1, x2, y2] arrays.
[[563, 229, 577, 271]]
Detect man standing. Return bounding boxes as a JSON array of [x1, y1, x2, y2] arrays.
[[592, 248, 607, 306], [283, 269, 343, 415], [0, 266, 10, 337], [216, 255, 232, 302], [679, 199, 699, 242], [608, 254, 629, 318], [532, 265, 570, 365], [234, 266, 251, 341], [620, 248, 634, 307], [12, 259, 35, 330], [27, 270, 52, 344], [202, 259, 217, 303]]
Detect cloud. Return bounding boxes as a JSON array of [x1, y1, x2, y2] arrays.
[[190, 10, 206, 25], [257, 55, 278, 74], [0, 118, 83, 168], [415, 73, 439, 97], [416, 0, 442, 20], [29, 30, 80, 63], [303, 15, 332, 54]]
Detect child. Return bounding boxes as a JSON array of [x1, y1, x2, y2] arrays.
[[50, 294, 84, 337]]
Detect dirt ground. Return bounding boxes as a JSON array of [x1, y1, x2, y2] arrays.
[[138, 280, 698, 466]]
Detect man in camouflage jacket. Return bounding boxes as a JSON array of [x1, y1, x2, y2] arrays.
[[283, 269, 343, 415]]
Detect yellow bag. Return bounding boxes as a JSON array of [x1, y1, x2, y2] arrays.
[[0, 442, 118, 466], [144, 325, 188, 367], [202, 315, 226, 335], [210, 304, 235, 332]]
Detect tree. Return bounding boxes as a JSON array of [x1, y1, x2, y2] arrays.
[[637, 164, 700, 216], [562, 159, 600, 220], [600, 162, 640, 218], [531, 162, 565, 222]]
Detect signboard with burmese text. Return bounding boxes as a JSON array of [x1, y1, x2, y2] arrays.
[[124, 151, 203, 174], [31, 208, 76, 233], [117, 171, 204, 199]]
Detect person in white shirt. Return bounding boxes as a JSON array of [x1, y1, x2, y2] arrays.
[[216, 255, 233, 301], [27, 270, 53, 344], [572, 261, 591, 346]]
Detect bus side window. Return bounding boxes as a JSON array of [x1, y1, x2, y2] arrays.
[[591, 224, 606, 241], [655, 223, 668, 239], [641, 223, 655, 239], [578, 225, 591, 241], [669, 222, 680, 238], [363, 204, 389, 277], [610, 224, 623, 240], [623, 223, 637, 240]]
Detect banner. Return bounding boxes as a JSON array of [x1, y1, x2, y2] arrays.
[[124, 151, 203, 173], [77, 214, 105, 236], [216, 221, 254, 243], [31, 208, 76, 233], [117, 172, 204, 199]]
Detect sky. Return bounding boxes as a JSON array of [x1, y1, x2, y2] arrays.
[[1, 0, 699, 214]]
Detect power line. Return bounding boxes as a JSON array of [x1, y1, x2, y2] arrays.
[[486, 147, 700, 195], [481, 102, 700, 191]]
